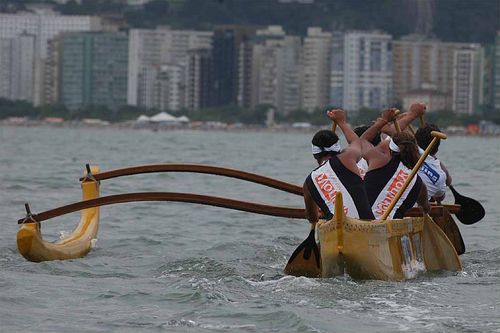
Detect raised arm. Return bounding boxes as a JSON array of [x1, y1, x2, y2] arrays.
[[326, 109, 358, 144], [361, 108, 397, 144], [362, 109, 398, 170], [381, 103, 426, 137]]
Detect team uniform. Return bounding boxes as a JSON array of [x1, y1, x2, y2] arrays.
[[305, 155, 375, 220], [417, 148, 447, 200], [364, 157, 423, 219]]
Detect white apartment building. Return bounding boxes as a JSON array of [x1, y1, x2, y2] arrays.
[[156, 64, 185, 112], [0, 33, 36, 101], [127, 27, 213, 111], [330, 30, 392, 111], [249, 26, 301, 114], [0, 13, 101, 104], [301, 27, 332, 112], [452, 45, 481, 114]]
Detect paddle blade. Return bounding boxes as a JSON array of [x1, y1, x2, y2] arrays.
[[450, 186, 485, 225], [432, 208, 465, 255], [284, 229, 321, 278]]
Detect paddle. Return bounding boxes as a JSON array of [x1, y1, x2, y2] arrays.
[[381, 130, 447, 220], [284, 223, 321, 278], [449, 185, 485, 224], [432, 207, 465, 255]]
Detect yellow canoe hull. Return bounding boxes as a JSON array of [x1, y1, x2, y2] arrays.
[[16, 167, 100, 262], [317, 214, 462, 281]]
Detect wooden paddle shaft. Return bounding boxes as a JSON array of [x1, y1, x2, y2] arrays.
[[335, 192, 344, 253], [419, 115, 425, 127], [381, 131, 447, 220], [392, 109, 402, 133], [393, 118, 401, 133], [408, 124, 416, 136]]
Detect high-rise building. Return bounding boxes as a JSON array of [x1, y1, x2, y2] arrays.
[[0, 13, 101, 104], [185, 48, 213, 111], [494, 32, 500, 110], [43, 36, 62, 105], [212, 25, 257, 107], [452, 45, 482, 114], [393, 35, 482, 113], [247, 26, 301, 114], [330, 30, 392, 111], [0, 33, 36, 101], [478, 45, 494, 111], [155, 64, 185, 112], [301, 27, 332, 112], [127, 27, 213, 111], [60, 32, 128, 110]]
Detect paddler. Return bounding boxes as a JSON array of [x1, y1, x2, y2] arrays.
[[303, 109, 375, 224], [360, 108, 430, 219], [415, 123, 452, 202]]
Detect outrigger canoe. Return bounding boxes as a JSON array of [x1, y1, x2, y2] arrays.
[[16, 164, 464, 281]]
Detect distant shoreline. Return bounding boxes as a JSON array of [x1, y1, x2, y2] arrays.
[[2, 121, 499, 137]]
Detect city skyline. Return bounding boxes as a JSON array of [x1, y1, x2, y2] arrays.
[[0, 6, 498, 119]]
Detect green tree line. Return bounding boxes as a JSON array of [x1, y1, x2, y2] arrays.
[[1, 99, 498, 127]]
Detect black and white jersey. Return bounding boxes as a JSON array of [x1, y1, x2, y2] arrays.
[[305, 155, 375, 220], [364, 157, 422, 219]]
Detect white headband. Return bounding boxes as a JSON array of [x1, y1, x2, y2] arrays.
[[389, 137, 400, 153], [312, 142, 342, 155]]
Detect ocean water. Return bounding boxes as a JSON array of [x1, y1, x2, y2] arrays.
[[0, 125, 499, 333]]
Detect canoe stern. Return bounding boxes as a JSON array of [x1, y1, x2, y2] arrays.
[[317, 216, 427, 281]]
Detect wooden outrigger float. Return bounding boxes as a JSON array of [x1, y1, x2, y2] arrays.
[[16, 163, 466, 281], [17, 166, 101, 263]]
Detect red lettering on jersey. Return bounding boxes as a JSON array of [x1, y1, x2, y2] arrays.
[[314, 172, 349, 214], [375, 169, 409, 216]]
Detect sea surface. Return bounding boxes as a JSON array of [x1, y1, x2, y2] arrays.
[[1, 125, 499, 333]]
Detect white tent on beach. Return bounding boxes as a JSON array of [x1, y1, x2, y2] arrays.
[[176, 115, 190, 123], [149, 112, 178, 123], [136, 112, 190, 124], [136, 115, 150, 122]]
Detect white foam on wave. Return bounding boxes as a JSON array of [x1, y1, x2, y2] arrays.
[[58, 230, 71, 240], [165, 319, 197, 327], [243, 275, 321, 289], [201, 323, 257, 330], [366, 294, 456, 330]]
